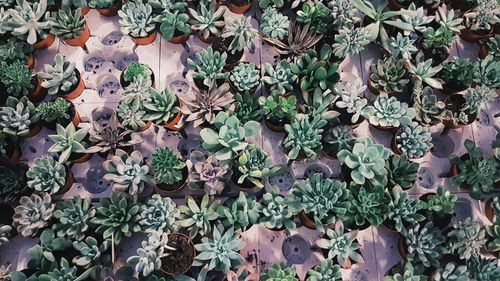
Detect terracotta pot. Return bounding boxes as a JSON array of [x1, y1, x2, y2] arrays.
[[460, 27, 493, 42], [198, 34, 216, 44], [135, 121, 153, 132], [367, 78, 381, 96], [160, 233, 195, 276], [33, 33, 56, 50], [162, 111, 185, 131], [22, 122, 43, 138], [265, 118, 285, 132], [169, 33, 190, 44], [227, 1, 252, 14], [28, 77, 48, 103], [485, 197, 495, 222], [299, 211, 317, 230], [479, 45, 489, 59], [27, 54, 35, 69], [82, 6, 91, 15], [397, 237, 407, 259], [63, 24, 91, 48], [55, 167, 75, 195], [381, 221, 398, 233], [391, 130, 403, 156], [69, 152, 92, 164], [62, 71, 85, 100], [8, 143, 22, 163], [388, 0, 407, 11], [43, 102, 80, 130], [131, 31, 157, 45], [96, 0, 122, 17]]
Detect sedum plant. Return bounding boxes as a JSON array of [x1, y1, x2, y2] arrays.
[[283, 114, 327, 160], [261, 61, 297, 96], [403, 222, 446, 268], [47, 123, 89, 163], [178, 83, 234, 127], [176, 195, 220, 238], [431, 262, 470, 281], [260, 187, 296, 230], [306, 259, 342, 281], [52, 195, 95, 241], [188, 3, 225, 40], [337, 138, 391, 186], [259, 93, 297, 123], [362, 96, 416, 128], [259, 0, 284, 9], [296, 2, 329, 34], [387, 186, 425, 233], [123, 62, 152, 84], [450, 139, 500, 199], [287, 173, 349, 231], [474, 55, 500, 88], [222, 15, 258, 54], [36, 98, 71, 124], [260, 7, 289, 40], [235, 145, 282, 189], [193, 225, 245, 273], [0, 225, 12, 247], [200, 112, 260, 161], [396, 122, 433, 159], [447, 218, 486, 260], [344, 185, 390, 228], [26, 156, 66, 195], [91, 192, 141, 245], [0, 96, 39, 137], [369, 56, 409, 93], [49, 7, 85, 40], [73, 236, 111, 268], [332, 27, 370, 58], [316, 220, 363, 267], [260, 263, 298, 281], [38, 54, 78, 96], [386, 154, 419, 189], [87, 114, 141, 154], [159, 10, 191, 41], [139, 194, 179, 233], [13, 193, 55, 237], [0, 60, 34, 97], [103, 149, 153, 195], [186, 150, 231, 195], [187, 47, 228, 88], [229, 62, 260, 92], [143, 87, 181, 125], [26, 228, 71, 273], [468, 256, 500, 281], [389, 33, 418, 60], [6, 0, 51, 44], [217, 191, 261, 233], [151, 147, 186, 185], [118, 1, 160, 38]]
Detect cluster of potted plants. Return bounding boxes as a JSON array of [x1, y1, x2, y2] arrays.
[[0, 0, 499, 280]]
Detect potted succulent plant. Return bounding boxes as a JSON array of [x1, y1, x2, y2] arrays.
[[486, 217, 500, 256], [316, 220, 364, 269], [430, 262, 470, 281], [342, 185, 391, 230], [286, 173, 349, 231], [450, 139, 500, 199], [228, 62, 260, 93], [260, 263, 299, 281], [185, 150, 231, 195], [259, 187, 295, 231], [49, 7, 90, 48], [259, 93, 297, 132], [474, 55, 500, 88], [217, 191, 261, 233], [143, 87, 183, 131], [176, 195, 220, 239], [399, 222, 446, 268], [447, 218, 486, 260], [178, 83, 234, 128], [6, 0, 55, 48], [193, 225, 245, 273], [420, 26, 455, 64], [118, 1, 160, 45], [13, 193, 55, 237], [227, 0, 252, 14], [479, 35, 500, 59], [322, 125, 355, 159], [139, 195, 178, 234], [116, 94, 150, 132], [405, 53, 443, 90], [231, 91, 263, 124], [152, 147, 187, 194], [26, 156, 74, 195], [461, 2, 498, 42], [89, 0, 122, 17], [188, 2, 225, 44], [0, 38, 34, 70], [393, 122, 433, 159], [362, 96, 416, 130], [440, 58, 475, 94], [38, 54, 85, 100], [91, 192, 140, 245], [57, 0, 90, 15], [200, 112, 260, 161], [384, 186, 425, 233], [217, 16, 258, 67], [484, 195, 500, 222], [368, 56, 410, 96], [389, 33, 418, 60], [159, 10, 191, 44], [386, 154, 419, 190], [36, 98, 79, 130], [260, 7, 290, 41], [0, 224, 12, 247], [47, 122, 90, 163], [187, 47, 229, 90], [468, 256, 500, 281], [52, 195, 95, 241], [334, 79, 368, 127], [0, 96, 41, 138], [120, 62, 154, 88], [283, 114, 327, 161], [305, 259, 342, 281], [412, 85, 445, 126], [261, 61, 297, 96], [0, 61, 38, 101], [103, 149, 153, 196], [383, 262, 427, 281], [233, 145, 283, 190]]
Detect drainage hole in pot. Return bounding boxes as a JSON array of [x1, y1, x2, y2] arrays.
[[169, 80, 190, 96]]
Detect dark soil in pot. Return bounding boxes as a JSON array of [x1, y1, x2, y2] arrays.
[[0, 203, 14, 226], [333, 105, 365, 127], [156, 167, 188, 192], [213, 37, 243, 69], [422, 46, 449, 66], [299, 211, 318, 230], [160, 233, 195, 276], [231, 169, 257, 190], [264, 116, 288, 132]]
